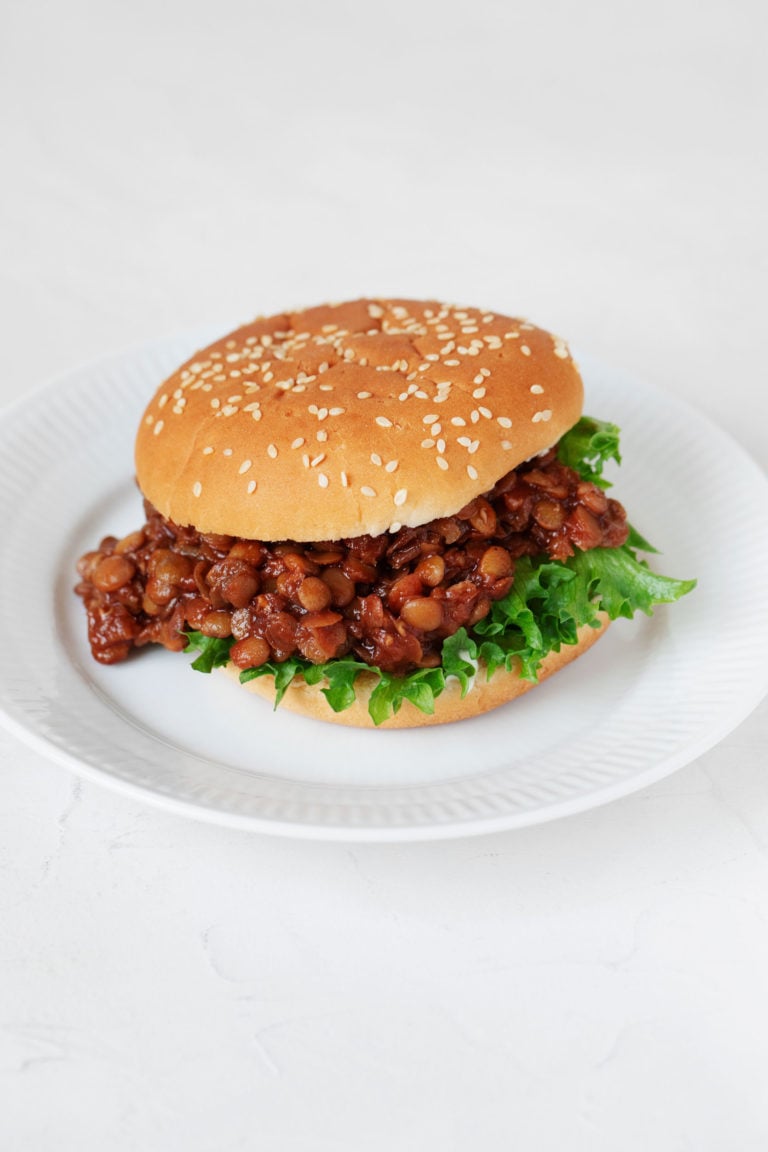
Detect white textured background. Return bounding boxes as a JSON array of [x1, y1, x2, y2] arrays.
[[1, 0, 767, 1149]]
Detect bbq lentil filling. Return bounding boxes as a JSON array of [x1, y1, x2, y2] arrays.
[[75, 446, 628, 675]]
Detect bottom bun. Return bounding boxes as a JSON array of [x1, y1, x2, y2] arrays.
[[222, 614, 609, 729]]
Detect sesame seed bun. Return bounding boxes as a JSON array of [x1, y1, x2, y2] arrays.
[[135, 299, 583, 540], [224, 615, 609, 728]]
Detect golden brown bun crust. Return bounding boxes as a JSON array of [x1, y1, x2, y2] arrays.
[[223, 615, 609, 728], [135, 299, 582, 541]]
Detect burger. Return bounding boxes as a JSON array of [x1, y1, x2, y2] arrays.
[[75, 298, 694, 727]]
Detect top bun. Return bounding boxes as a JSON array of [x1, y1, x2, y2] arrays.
[[135, 299, 583, 541]]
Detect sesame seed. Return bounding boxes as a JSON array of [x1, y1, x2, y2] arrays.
[[532, 409, 553, 422], [329, 406, 345, 416], [291, 437, 305, 449], [394, 488, 408, 507], [238, 459, 252, 474], [251, 408, 262, 421], [553, 342, 569, 359], [263, 371, 274, 382], [376, 416, 393, 428], [502, 440, 513, 450], [361, 486, 377, 497], [467, 465, 479, 480], [192, 481, 202, 497], [451, 417, 466, 427], [468, 440, 479, 454], [414, 390, 429, 399], [470, 410, 480, 424], [202, 446, 214, 455], [340, 471, 349, 487], [311, 453, 326, 466], [317, 472, 329, 488], [221, 405, 238, 416], [421, 438, 435, 448], [316, 429, 328, 442], [444, 359, 460, 367], [390, 521, 402, 533], [371, 452, 382, 466], [210, 398, 220, 409], [497, 416, 512, 428], [423, 413, 438, 424], [425, 353, 439, 361], [457, 436, 471, 448], [431, 423, 441, 435], [385, 459, 398, 472], [473, 387, 487, 400], [247, 480, 257, 494], [153, 420, 164, 436], [302, 453, 310, 468], [437, 438, 446, 454], [398, 392, 409, 402], [223, 448, 233, 457], [478, 406, 492, 419], [436, 457, 449, 471], [472, 377, 484, 388], [530, 384, 544, 394], [158, 394, 168, 407], [368, 303, 384, 318], [267, 443, 278, 458], [480, 368, 491, 377], [520, 345, 531, 356], [357, 391, 372, 399]]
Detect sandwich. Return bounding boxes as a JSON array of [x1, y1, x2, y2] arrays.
[[75, 298, 694, 727]]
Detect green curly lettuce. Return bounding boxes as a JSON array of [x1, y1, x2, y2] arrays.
[[183, 415, 695, 724]]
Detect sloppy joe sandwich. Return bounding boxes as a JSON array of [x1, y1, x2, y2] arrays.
[[75, 298, 694, 726]]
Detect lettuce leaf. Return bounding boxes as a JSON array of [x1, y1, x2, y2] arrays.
[[183, 631, 233, 673], [183, 415, 695, 724], [186, 542, 695, 724], [557, 416, 621, 488], [473, 546, 695, 683], [239, 655, 310, 706]]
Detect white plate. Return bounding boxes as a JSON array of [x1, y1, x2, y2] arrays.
[[1, 332, 766, 841]]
